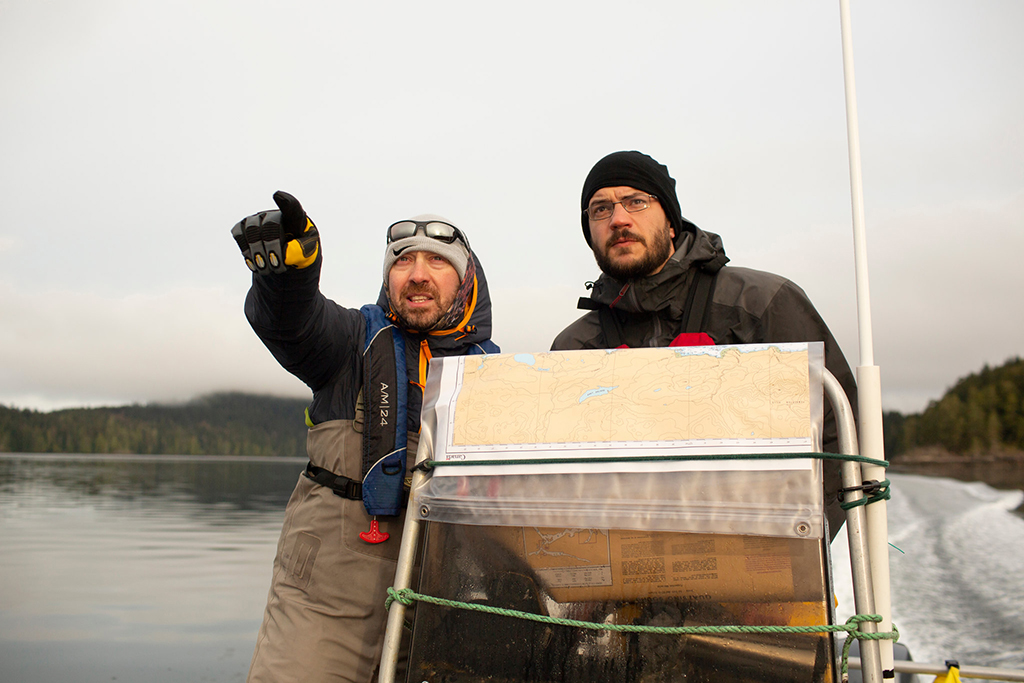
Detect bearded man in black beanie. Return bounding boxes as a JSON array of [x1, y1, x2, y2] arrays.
[[551, 150, 858, 539]]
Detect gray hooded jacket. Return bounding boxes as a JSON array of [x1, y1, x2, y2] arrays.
[[553, 225, 857, 538]]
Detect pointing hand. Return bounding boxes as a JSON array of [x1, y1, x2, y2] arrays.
[[231, 191, 320, 274]]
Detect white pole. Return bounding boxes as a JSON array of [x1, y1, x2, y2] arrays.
[[825, 370, 882, 683], [379, 427, 434, 683], [838, 0, 894, 678]]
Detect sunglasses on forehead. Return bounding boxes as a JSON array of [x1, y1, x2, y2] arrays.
[[386, 220, 469, 248]]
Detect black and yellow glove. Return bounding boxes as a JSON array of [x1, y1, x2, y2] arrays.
[[231, 190, 320, 274]]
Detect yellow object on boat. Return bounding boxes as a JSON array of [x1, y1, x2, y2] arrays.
[[933, 663, 962, 683]]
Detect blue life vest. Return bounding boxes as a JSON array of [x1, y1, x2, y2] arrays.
[[359, 305, 409, 517], [359, 304, 497, 516]]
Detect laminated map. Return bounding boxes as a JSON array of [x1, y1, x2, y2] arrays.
[[424, 343, 824, 477]]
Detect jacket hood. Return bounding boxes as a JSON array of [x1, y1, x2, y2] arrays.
[[376, 248, 496, 354], [586, 224, 730, 316]]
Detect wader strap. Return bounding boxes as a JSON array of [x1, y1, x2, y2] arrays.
[[681, 267, 719, 333], [597, 306, 625, 349], [578, 261, 726, 348], [305, 462, 411, 506], [304, 462, 362, 500]]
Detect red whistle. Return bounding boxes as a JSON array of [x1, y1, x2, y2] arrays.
[[359, 518, 390, 544]]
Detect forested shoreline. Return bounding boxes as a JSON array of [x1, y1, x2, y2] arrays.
[[885, 356, 1024, 463], [2, 357, 1022, 468], [0, 392, 309, 458]]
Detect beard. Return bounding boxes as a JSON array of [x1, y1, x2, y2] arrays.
[[593, 225, 674, 281], [390, 282, 456, 332]]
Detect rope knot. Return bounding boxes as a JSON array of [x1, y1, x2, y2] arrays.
[[385, 587, 415, 610], [839, 479, 891, 510], [846, 613, 882, 628]]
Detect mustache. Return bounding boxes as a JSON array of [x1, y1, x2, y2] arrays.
[[605, 230, 646, 250], [400, 282, 439, 299]]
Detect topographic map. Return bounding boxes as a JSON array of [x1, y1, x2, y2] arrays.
[[452, 345, 812, 445], [424, 343, 824, 475]]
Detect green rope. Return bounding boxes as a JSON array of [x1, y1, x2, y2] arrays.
[[417, 451, 888, 471], [386, 587, 898, 678], [839, 479, 892, 510], [416, 452, 892, 508]]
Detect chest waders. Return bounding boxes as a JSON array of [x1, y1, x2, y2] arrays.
[[301, 305, 409, 517], [305, 305, 496, 518]]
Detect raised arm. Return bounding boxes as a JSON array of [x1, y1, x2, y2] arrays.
[[232, 191, 363, 393]]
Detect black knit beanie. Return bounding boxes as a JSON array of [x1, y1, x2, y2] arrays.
[[580, 151, 687, 247]]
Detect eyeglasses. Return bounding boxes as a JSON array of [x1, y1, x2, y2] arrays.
[[386, 220, 469, 247], [584, 193, 658, 221]]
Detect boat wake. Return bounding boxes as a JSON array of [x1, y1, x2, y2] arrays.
[[832, 473, 1024, 670]]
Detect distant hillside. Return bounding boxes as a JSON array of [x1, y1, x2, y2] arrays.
[[886, 356, 1024, 460], [0, 392, 310, 457], [6, 358, 1022, 463]]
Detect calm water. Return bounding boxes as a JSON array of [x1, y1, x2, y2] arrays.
[[1, 455, 1023, 682], [0, 454, 304, 683]]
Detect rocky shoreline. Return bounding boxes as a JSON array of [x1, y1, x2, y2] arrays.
[[888, 447, 1024, 515], [892, 445, 1024, 465]]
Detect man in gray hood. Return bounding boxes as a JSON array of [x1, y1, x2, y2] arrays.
[[552, 150, 857, 539], [232, 192, 499, 682]]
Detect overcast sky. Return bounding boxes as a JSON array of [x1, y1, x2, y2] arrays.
[[1, 0, 1021, 415]]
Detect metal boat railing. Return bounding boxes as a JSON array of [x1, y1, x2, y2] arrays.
[[845, 658, 1024, 683], [380, 365, 889, 683]]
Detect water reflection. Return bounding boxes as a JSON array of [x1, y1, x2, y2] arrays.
[[5, 456, 1022, 681], [0, 454, 303, 683]]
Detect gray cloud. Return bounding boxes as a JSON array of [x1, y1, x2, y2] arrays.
[[1, 1, 1021, 416]]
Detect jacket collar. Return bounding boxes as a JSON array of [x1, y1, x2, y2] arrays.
[[376, 249, 496, 354], [586, 226, 729, 316]]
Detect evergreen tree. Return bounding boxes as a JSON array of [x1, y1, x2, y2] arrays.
[[0, 393, 310, 457], [886, 357, 1024, 457]]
